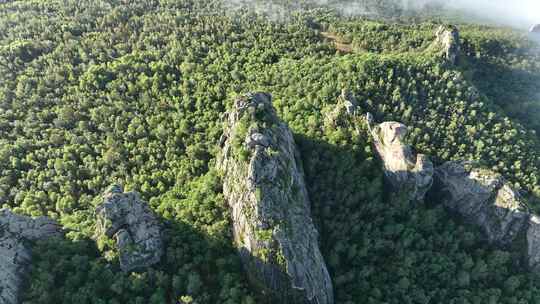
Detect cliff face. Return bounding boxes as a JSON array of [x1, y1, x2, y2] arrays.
[[218, 93, 333, 304], [433, 161, 530, 246], [95, 185, 163, 272], [370, 117, 540, 274], [368, 116, 434, 202], [0, 209, 62, 304]]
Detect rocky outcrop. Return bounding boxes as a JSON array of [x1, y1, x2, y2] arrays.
[[367, 114, 433, 201], [367, 117, 540, 274], [431, 161, 540, 272], [95, 185, 163, 272], [433, 161, 530, 245], [433, 25, 460, 65], [323, 89, 359, 130], [0, 209, 62, 304], [527, 215, 540, 272], [340, 89, 358, 115], [218, 92, 333, 304]]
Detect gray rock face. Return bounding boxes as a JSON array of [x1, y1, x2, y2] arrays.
[[433, 161, 529, 246], [95, 185, 163, 272], [530, 24, 540, 33], [527, 215, 540, 272], [218, 92, 334, 304], [368, 117, 433, 201], [0, 209, 62, 304], [434, 25, 460, 65]]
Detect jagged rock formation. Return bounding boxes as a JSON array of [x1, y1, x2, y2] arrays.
[[433, 161, 530, 245], [218, 92, 333, 304], [367, 115, 433, 201], [0, 209, 62, 304], [95, 185, 163, 272], [367, 117, 540, 274], [432, 161, 540, 272], [323, 89, 359, 129], [433, 25, 460, 65]]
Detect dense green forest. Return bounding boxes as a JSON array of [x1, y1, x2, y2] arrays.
[[1, 0, 540, 303]]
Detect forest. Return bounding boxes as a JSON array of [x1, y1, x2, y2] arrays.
[[1, 0, 540, 303]]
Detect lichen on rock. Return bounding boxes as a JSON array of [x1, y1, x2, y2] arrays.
[[218, 92, 334, 304], [0, 209, 62, 304], [367, 115, 433, 202], [95, 185, 163, 272]]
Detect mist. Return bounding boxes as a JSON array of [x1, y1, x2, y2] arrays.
[[224, 0, 540, 30], [439, 0, 540, 29]]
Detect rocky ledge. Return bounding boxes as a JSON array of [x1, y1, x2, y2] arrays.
[[218, 92, 334, 304], [0, 209, 62, 304], [95, 185, 163, 272]]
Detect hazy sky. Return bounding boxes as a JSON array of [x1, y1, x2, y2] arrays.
[[444, 0, 540, 29]]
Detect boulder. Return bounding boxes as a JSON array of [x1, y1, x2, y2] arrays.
[[367, 116, 433, 201], [433, 25, 460, 65], [433, 161, 529, 246], [0, 209, 62, 304], [218, 92, 334, 304], [95, 185, 163, 272]]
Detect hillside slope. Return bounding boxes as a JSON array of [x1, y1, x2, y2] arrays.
[[1, 0, 540, 303]]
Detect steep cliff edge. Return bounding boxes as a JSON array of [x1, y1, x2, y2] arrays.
[[217, 93, 334, 304], [0, 209, 62, 304]]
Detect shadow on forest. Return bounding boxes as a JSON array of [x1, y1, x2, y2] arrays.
[[292, 132, 384, 253], [23, 217, 253, 303]]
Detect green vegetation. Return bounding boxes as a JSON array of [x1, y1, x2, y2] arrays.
[[1, 0, 540, 303]]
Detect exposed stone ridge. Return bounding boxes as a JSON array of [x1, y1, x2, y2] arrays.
[[0, 209, 62, 304], [95, 185, 163, 272], [218, 92, 334, 304], [433, 25, 460, 65], [367, 114, 433, 202], [433, 161, 530, 245], [367, 118, 540, 273]]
